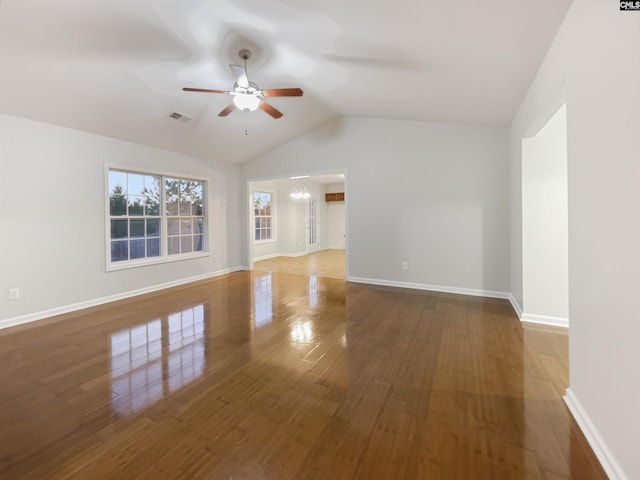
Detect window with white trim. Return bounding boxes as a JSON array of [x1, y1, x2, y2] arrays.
[[107, 168, 206, 267], [253, 191, 274, 242]]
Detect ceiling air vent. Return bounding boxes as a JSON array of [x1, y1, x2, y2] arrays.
[[167, 111, 192, 123]]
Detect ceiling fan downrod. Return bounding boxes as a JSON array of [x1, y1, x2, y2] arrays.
[[239, 49, 251, 75]]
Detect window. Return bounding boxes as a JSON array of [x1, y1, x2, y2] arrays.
[[253, 191, 273, 242], [107, 168, 206, 268]]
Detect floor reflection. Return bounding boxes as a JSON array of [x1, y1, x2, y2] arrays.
[[253, 273, 273, 328], [290, 320, 314, 343], [110, 319, 163, 415], [110, 305, 205, 415], [309, 274, 318, 308], [167, 305, 205, 393]]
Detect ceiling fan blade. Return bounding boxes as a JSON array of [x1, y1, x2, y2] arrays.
[[183, 87, 231, 94], [218, 103, 235, 117], [229, 64, 249, 88], [260, 101, 283, 119], [261, 88, 304, 97]]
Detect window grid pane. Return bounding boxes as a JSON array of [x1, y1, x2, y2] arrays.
[[109, 170, 206, 264], [253, 191, 273, 242], [308, 198, 317, 245]]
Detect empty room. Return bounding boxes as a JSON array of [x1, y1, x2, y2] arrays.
[[0, 1, 638, 479]]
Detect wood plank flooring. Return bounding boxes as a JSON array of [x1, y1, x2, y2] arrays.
[[0, 270, 606, 479], [254, 249, 345, 279]]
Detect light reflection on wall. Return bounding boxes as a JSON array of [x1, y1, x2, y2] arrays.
[[253, 274, 273, 328], [290, 321, 314, 343], [110, 305, 205, 415], [309, 274, 318, 308]]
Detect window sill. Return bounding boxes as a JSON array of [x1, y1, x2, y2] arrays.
[[107, 251, 210, 272]]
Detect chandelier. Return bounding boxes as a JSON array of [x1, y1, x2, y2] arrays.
[[290, 187, 310, 200]]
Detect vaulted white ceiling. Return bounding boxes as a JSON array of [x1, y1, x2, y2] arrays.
[[0, 0, 572, 163]]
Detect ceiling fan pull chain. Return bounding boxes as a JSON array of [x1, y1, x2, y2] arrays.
[[244, 111, 248, 136]]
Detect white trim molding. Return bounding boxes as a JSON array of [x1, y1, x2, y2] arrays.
[[521, 312, 568, 328], [508, 294, 523, 319], [507, 294, 569, 328], [252, 253, 282, 262], [0, 267, 246, 331], [285, 251, 310, 258], [564, 388, 628, 480], [253, 251, 318, 262], [346, 276, 510, 300]]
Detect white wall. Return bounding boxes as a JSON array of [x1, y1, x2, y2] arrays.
[[510, 2, 640, 477], [522, 104, 568, 324], [0, 114, 243, 325], [327, 203, 345, 249], [326, 182, 345, 249], [243, 117, 510, 295]]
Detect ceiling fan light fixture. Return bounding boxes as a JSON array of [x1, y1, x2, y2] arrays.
[[233, 93, 260, 112]]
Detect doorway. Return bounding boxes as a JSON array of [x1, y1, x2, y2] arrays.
[[247, 172, 347, 278]]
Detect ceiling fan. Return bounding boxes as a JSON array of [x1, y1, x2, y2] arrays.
[[182, 49, 303, 119]]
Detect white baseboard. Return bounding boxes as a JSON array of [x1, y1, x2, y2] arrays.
[[253, 253, 282, 262], [564, 388, 628, 480], [0, 267, 245, 331], [254, 250, 323, 262], [508, 294, 523, 319], [521, 312, 568, 328], [506, 294, 568, 327], [254, 251, 305, 261], [283, 251, 308, 258], [346, 276, 510, 300]]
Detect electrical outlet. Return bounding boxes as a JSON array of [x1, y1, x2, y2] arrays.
[[8, 288, 20, 300], [402, 262, 408, 270]]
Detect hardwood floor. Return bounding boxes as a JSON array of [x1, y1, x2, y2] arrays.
[[0, 270, 605, 479], [254, 249, 345, 279]]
